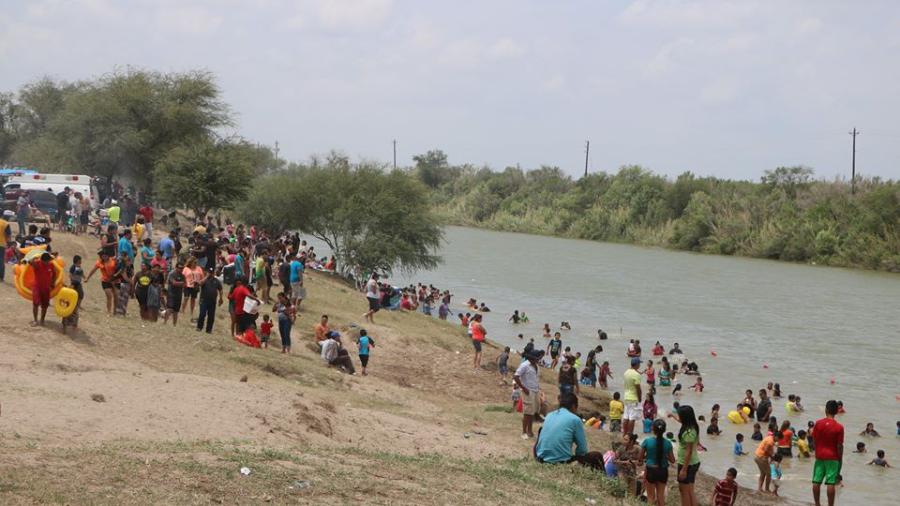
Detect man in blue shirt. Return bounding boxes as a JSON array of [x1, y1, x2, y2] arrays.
[[159, 232, 175, 260], [535, 392, 588, 463], [289, 255, 305, 306], [117, 229, 135, 261]]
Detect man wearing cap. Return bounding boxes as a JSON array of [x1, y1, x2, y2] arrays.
[[514, 349, 543, 439], [622, 357, 643, 434], [320, 331, 356, 374], [106, 199, 121, 225]]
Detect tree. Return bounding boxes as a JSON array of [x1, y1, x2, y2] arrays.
[[241, 155, 443, 276], [153, 139, 255, 218], [6, 69, 231, 190], [761, 166, 814, 197], [413, 149, 451, 188]]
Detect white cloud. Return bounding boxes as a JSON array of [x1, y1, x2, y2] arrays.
[[700, 76, 739, 105], [488, 37, 525, 60], [542, 74, 565, 91], [156, 5, 223, 36], [314, 0, 393, 30], [619, 0, 757, 29], [643, 37, 694, 77]]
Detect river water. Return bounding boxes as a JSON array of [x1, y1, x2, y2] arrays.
[[384, 226, 899, 505]]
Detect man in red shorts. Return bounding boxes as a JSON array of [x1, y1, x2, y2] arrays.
[[812, 399, 844, 506], [31, 252, 57, 326]]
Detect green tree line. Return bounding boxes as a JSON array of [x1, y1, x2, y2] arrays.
[[412, 150, 900, 272], [0, 70, 283, 216]]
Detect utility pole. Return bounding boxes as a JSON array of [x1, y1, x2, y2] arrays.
[[274, 140, 280, 167], [584, 140, 590, 178], [849, 128, 858, 194], [392, 139, 397, 169]]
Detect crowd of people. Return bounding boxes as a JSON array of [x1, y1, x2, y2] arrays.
[[3, 194, 896, 506]]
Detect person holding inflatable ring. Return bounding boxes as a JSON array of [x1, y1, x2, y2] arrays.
[[30, 252, 58, 326]]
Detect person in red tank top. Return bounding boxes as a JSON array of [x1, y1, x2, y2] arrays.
[[470, 314, 486, 371], [31, 253, 57, 326]]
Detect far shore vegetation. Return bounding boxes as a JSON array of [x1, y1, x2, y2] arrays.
[[2, 69, 897, 273]]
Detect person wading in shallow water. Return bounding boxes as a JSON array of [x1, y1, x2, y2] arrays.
[[812, 400, 844, 506]]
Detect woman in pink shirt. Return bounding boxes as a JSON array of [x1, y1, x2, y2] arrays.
[[181, 256, 204, 319]]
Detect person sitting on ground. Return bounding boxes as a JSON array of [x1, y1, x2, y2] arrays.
[[860, 422, 881, 437], [320, 331, 356, 374], [314, 314, 330, 346], [534, 392, 602, 468]]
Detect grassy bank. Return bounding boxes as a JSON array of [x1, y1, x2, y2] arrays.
[[0, 233, 789, 505]]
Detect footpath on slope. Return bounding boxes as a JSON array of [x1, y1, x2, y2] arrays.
[[0, 233, 792, 506]]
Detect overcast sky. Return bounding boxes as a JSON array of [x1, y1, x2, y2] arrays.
[[2, 0, 899, 180]]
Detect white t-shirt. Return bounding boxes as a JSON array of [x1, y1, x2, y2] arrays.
[[365, 279, 378, 298]]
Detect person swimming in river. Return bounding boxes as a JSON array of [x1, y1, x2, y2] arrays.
[[542, 323, 551, 338], [668, 342, 683, 354], [478, 302, 491, 312], [626, 339, 641, 357], [597, 328, 607, 340], [509, 310, 521, 324], [560, 321, 571, 330], [466, 298, 477, 310], [658, 357, 672, 386], [520, 311, 529, 323], [652, 341, 664, 355]]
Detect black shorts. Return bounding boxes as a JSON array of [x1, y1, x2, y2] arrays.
[[101, 281, 114, 290], [777, 446, 793, 458], [168, 293, 183, 311], [550, 351, 559, 359], [367, 297, 380, 312], [236, 313, 255, 333], [645, 465, 669, 484], [472, 340, 482, 352], [677, 463, 700, 484], [80, 212, 89, 225], [360, 355, 369, 367]]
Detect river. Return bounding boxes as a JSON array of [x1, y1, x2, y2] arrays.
[[379, 226, 897, 505]]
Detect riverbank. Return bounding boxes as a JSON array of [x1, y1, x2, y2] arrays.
[[0, 233, 792, 505]]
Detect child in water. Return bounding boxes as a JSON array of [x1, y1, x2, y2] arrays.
[[796, 430, 811, 457], [751, 423, 764, 441], [770, 454, 783, 496], [868, 449, 891, 468], [690, 376, 704, 392], [706, 417, 722, 436], [734, 434, 747, 455], [598, 361, 611, 389]]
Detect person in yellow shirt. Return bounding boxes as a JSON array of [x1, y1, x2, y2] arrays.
[[609, 391, 624, 433], [796, 430, 811, 457], [133, 218, 145, 243]]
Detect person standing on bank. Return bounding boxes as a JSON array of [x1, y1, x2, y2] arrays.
[[514, 350, 543, 440]]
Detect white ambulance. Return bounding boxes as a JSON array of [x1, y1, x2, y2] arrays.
[[3, 173, 104, 210]]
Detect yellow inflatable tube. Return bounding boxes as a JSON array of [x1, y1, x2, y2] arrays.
[[54, 287, 79, 317], [13, 257, 66, 301], [727, 410, 744, 424]]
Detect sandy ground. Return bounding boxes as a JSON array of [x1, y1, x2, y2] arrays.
[[0, 232, 798, 505]]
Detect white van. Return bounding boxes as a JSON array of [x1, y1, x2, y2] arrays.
[[3, 173, 103, 210]]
